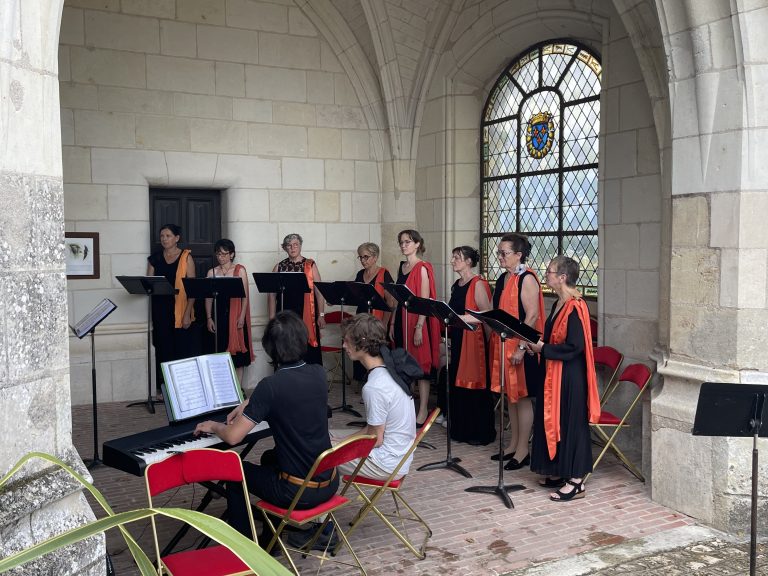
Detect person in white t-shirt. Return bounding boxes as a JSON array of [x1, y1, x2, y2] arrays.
[[332, 313, 417, 480]]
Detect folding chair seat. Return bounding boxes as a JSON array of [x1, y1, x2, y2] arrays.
[[144, 448, 258, 576], [593, 345, 624, 405], [320, 310, 354, 385], [340, 408, 440, 560], [588, 363, 652, 482], [255, 434, 377, 575]]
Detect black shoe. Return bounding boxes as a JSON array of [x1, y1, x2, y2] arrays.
[[490, 451, 515, 462], [504, 454, 530, 470], [539, 477, 566, 488], [286, 524, 339, 551]]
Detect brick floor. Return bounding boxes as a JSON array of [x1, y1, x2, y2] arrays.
[[71, 385, 696, 576]]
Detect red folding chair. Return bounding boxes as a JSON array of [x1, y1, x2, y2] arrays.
[[320, 310, 354, 385], [588, 363, 652, 482], [256, 434, 377, 575], [144, 448, 258, 576], [589, 316, 598, 346], [341, 408, 440, 560], [593, 345, 624, 405]]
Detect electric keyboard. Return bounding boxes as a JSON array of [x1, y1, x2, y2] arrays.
[[103, 416, 271, 476]]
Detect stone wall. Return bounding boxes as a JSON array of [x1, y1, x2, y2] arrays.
[[59, 0, 384, 401]]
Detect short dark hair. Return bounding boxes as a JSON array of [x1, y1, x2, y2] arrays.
[[500, 233, 532, 263], [398, 229, 426, 255], [159, 223, 182, 238], [550, 255, 580, 287], [262, 311, 307, 367], [342, 313, 387, 357], [214, 238, 236, 259], [452, 246, 480, 267]]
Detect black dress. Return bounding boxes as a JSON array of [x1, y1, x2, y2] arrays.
[[352, 268, 394, 383], [392, 264, 410, 350], [276, 258, 322, 365], [205, 267, 252, 368], [448, 280, 496, 445], [147, 251, 200, 392], [530, 303, 593, 478]]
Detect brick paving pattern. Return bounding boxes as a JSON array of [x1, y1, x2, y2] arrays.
[[72, 384, 695, 575]]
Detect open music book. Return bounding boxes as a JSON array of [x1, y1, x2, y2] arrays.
[[161, 353, 244, 422]]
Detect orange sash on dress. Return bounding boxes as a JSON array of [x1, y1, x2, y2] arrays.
[[455, 276, 491, 390], [173, 249, 195, 328], [302, 259, 319, 347], [371, 267, 388, 322], [402, 261, 440, 374], [489, 268, 545, 401], [542, 298, 601, 460], [227, 264, 254, 361]]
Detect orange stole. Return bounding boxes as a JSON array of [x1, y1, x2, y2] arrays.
[[489, 269, 545, 401], [173, 249, 195, 328], [455, 276, 491, 390], [542, 298, 601, 460], [302, 259, 319, 347], [227, 264, 254, 361], [372, 267, 388, 322], [401, 261, 440, 374]]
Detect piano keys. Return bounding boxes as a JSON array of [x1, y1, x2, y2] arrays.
[[103, 414, 271, 476]]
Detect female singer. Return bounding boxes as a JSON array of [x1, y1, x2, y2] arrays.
[[489, 233, 544, 471], [526, 256, 600, 501], [205, 238, 254, 384], [389, 229, 440, 426], [448, 246, 496, 445], [146, 224, 196, 399], [352, 242, 393, 383], [268, 233, 325, 365]]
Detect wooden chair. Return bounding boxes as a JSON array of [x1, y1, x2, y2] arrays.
[[144, 448, 257, 576], [340, 408, 440, 560], [256, 434, 377, 575], [593, 345, 624, 405], [588, 364, 652, 482]]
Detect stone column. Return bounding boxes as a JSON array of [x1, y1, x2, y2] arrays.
[[0, 1, 104, 573], [651, 0, 768, 532]]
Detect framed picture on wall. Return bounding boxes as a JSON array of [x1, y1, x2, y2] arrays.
[[65, 232, 100, 279]]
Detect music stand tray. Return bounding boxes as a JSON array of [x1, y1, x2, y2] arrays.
[[693, 382, 768, 576], [116, 275, 176, 414], [416, 298, 476, 478], [183, 277, 245, 354], [345, 281, 391, 314], [253, 271, 309, 312]]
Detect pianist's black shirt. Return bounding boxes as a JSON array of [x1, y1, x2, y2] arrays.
[[243, 361, 332, 480]]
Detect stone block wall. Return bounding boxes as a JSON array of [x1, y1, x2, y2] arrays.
[[58, 0, 384, 402]]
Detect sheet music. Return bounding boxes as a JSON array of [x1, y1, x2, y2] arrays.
[[204, 354, 240, 406], [168, 361, 209, 416], [73, 298, 117, 338]]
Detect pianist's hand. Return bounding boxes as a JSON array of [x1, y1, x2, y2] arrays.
[[194, 420, 216, 436]]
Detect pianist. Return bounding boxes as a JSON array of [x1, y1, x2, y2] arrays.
[[194, 310, 338, 538]]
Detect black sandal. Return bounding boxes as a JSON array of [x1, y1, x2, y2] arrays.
[[539, 477, 566, 488], [550, 479, 585, 502]]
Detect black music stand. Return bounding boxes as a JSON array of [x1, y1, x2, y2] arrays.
[[383, 283, 417, 349], [416, 298, 475, 478], [464, 309, 539, 508], [71, 298, 117, 468], [182, 277, 245, 353], [693, 382, 768, 576], [315, 281, 362, 419], [253, 271, 309, 313], [116, 275, 176, 414], [345, 281, 391, 316]]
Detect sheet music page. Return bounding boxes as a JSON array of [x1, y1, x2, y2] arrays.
[[167, 359, 211, 417], [203, 353, 241, 407]]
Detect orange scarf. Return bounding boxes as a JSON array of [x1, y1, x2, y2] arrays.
[[173, 249, 194, 328], [402, 261, 440, 374], [455, 276, 491, 390], [489, 268, 545, 401], [542, 298, 601, 459], [372, 267, 388, 322], [227, 264, 254, 361], [302, 259, 319, 347]]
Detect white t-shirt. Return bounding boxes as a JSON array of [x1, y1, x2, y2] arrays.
[[362, 366, 417, 475]]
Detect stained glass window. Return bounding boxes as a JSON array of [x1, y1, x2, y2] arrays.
[[481, 41, 601, 297]]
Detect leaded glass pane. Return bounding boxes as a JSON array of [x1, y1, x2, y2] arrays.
[[561, 57, 601, 101], [529, 235, 559, 280], [563, 234, 598, 295], [542, 53, 572, 87], [484, 119, 518, 177], [513, 58, 540, 93], [482, 236, 504, 282], [483, 180, 516, 233], [485, 76, 523, 122], [519, 90, 560, 173], [520, 174, 557, 233]]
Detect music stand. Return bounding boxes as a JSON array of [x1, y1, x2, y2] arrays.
[[345, 281, 391, 316], [182, 277, 245, 353], [383, 283, 417, 350], [416, 298, 475, 478], [116, 276, 176, 414], [464, 309, 539, 508], [693, 382, 768, 576], [315, 281, 362, 418], [71, 298, 117, 468], [253, 271, 309, 313]]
